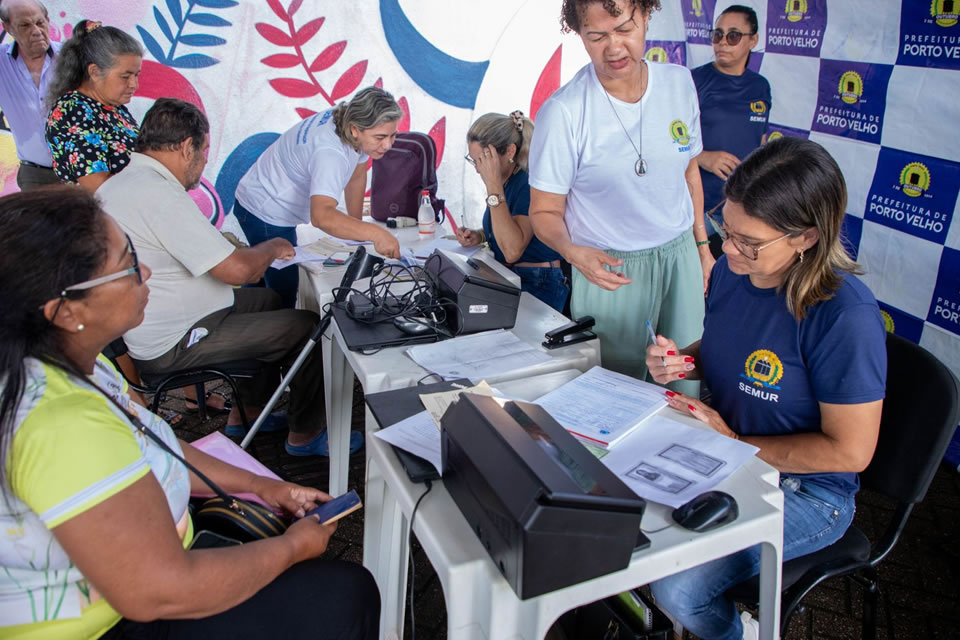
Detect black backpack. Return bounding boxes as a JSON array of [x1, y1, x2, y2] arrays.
[[370, 131, 444, 222]]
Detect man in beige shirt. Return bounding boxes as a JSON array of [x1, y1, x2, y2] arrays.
[[99, 98, 361, 456]]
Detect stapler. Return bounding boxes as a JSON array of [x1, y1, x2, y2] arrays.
[[542, 316, 596, 350]]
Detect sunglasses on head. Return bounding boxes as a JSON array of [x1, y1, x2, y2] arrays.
[[711, 28, 756, 46]]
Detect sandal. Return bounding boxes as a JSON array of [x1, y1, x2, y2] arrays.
[[184, 390, 232, 416]]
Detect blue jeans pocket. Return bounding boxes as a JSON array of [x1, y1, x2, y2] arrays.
[[514, 266, 569, 312]]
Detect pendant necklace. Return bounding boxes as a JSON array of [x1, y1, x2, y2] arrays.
[[603, 64, 648, 177]]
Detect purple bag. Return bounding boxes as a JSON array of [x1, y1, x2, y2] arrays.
[[370, 131, 444, 222]]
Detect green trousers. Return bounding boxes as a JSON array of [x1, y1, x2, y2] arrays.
[[571, 229, 705, 396]]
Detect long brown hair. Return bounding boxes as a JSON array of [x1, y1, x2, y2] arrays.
[[0, 187, 108, 494], [723, 137, 861, 320]]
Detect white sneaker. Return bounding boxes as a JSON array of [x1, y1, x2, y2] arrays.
[[741, 611, 760, 640]]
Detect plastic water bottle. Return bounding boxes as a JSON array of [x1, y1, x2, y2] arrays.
[[417, 190, 435, 236]]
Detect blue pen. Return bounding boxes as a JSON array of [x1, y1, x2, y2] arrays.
[[646, 321, 665, 367]]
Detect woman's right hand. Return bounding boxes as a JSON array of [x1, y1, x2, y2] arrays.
[[697, 151, 740, 181], [284, 514, 338, 562], [566, 244, 631, 291], [372, 227, 401, 259], [456, 228, 483, 247], [646, 334, 697, 384]]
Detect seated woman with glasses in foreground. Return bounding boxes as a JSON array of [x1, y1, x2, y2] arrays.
[[0, 187, 379, 640], [645, 138, 886, 640], [456, 111, 569, 311]]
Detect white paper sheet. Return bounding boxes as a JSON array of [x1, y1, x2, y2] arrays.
[[413, 236, 482, 259], [535, 366, 668, 448], [418, 380, 495, 428], [600, 414, 759, 508], [271, 246, 330, 269], [373, 410, 443, 474], [406, 330, 550, 381]]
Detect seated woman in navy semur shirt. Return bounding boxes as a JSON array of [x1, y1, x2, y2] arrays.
[[645, 137, 887, 640]]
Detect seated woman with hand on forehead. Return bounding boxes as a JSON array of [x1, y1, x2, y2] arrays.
[[456, 111, 569, 312], [0, 187, 379, 640], [645, 137, 886, 640]]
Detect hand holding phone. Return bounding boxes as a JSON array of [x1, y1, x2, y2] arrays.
[[303, 490, 362, 525]]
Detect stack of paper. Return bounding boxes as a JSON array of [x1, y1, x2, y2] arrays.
[[406, 330, 550, 381], [535, 366, 668, 449]]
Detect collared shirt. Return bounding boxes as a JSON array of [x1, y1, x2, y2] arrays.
[[0, 41, 59, 166], [97, 153, 236, 361]]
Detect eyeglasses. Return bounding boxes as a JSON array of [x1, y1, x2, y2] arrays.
[[44, 234, 143, 321], [706, 203, 792, 260], [464, 153, 476, 167], [711, 28, 756, 46]]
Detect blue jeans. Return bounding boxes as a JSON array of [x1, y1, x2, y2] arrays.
[[650, 477, 855, 640], [233, 201, 299, 309], [514, 266, 569, 312]]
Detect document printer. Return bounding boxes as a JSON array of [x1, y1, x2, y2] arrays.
[[425, 250, 520, 335], [440, 394, 647, 599]]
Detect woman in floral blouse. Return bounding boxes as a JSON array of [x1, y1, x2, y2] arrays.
[[45, 20, 142, 192]]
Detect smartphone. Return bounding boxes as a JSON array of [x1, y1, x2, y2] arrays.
[[304, 490, 363, 525]]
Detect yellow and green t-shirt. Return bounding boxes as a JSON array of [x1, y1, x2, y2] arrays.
[[1, 356, 192, 639]]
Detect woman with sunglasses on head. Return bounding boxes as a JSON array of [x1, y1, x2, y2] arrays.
[[0, 186, 379, 639], [530, 0, 713, 391], [456, 111, 569, 311], [692, 5, 771, 255], [646, 138, 886, 640]]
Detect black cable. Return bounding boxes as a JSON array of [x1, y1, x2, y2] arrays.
[[416, 372, 444, 385], [408, 480, 433, 640]]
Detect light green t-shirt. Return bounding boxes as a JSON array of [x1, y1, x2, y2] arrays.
[[1, 355, 192, 639]]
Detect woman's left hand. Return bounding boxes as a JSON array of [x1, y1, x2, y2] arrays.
[[475, 144, 503, 192], [251, 477, 331, 518], [663, 390, 740, 440], [698, 246, 716, 295]]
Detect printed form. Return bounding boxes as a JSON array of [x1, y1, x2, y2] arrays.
[[406, 330, 550, 381]]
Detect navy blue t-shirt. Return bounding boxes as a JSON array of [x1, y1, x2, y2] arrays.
[[482, 169, 561, 265], [700, 256, 886, 496], [692, 63, 771, 214]]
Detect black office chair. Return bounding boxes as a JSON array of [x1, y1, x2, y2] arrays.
[[727, 332, 960, 639], [102, 338, 264, 433]]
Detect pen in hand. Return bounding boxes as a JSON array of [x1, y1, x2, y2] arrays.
[[646, 320, 665, 367]]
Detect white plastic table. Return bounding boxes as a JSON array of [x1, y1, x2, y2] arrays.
[[363, 370, 784, 640], [297, 224, 598, 497]]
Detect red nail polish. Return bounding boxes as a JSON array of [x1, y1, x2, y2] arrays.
[[665, 390, 676, 397], [667, 350, 677, 356], [684, 356, 695, 363], [688, 404, 697, 411], [678, 373, 686, 379]]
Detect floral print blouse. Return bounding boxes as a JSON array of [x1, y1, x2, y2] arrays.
[[45, 91, 139, 183]]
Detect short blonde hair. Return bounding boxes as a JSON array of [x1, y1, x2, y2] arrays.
[[332, 87, 403, 149]]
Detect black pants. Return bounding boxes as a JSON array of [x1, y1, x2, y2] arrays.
[[100, 558, 380, 640], [135, 288, 324, 435]]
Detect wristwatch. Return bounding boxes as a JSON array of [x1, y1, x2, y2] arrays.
[[486, 193, 504, 208]]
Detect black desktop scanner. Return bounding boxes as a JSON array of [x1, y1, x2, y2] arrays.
[[440, 394, 646, 599], [425, 250, 520, 335]]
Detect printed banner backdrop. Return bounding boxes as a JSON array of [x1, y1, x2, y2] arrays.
[[1, 0, 958, 451]]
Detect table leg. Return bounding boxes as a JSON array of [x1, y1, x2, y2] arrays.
[[323, 329, 354, 496], [757, 539, 783, 640], [364, 455, 410, 640]]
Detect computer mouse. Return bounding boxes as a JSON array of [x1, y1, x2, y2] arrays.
[[393, 317, 433, 335], [671, 491, 739, 532]]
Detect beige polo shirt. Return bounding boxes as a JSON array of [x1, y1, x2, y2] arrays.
[[98, 153, 235, 361]]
